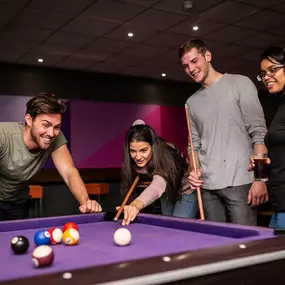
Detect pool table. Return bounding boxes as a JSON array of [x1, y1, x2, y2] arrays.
[[1, 212, 285, 285]]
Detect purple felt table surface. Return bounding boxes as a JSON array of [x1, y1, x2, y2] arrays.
[[0, 213, 274, 282]]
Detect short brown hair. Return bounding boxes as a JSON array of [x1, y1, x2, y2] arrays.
[[178, 38, 209, 59], [26, 92, 66, 119]]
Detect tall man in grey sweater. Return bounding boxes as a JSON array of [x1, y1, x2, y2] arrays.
[[179, 39, 268, 225]]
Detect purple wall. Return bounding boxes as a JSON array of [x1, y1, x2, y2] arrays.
[[161, 106, 188, 156], [70, 101, 188, 168], [0, 95, 31, 122], [0, 95, 188, 169]]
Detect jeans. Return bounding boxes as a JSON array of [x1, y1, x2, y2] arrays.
[[160, 192, 198, 218], [201, 184, 257, 226], [0, 200, 29, 221], [269, 212, 285, 229]]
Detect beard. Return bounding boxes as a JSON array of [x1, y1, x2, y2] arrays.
[[30, 126, 52, 150]]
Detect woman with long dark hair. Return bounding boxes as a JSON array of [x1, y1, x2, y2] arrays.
[[118, 120, 198, 225]]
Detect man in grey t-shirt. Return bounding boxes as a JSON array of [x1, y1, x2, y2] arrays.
[[179, 39, 268, 225], [0, 93, 102, 221]]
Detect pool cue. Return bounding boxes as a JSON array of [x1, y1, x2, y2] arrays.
[[185, 104, 205, 220], [114, 175, 140, 221]]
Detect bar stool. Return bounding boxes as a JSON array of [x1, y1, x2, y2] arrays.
[[85, 183, 110, 203], [29, 185, 43, 218]]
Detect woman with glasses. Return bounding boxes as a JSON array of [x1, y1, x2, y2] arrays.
[[258, 46, 285, 228]]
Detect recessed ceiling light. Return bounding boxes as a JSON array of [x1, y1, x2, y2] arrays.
[[161, 73, 166, 77], [127, 32, 134, 37], [38, 58, 43, 63], [193, 26, 199, 31]]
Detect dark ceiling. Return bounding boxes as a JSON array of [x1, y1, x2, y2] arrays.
[[0, 0, 284, 87]]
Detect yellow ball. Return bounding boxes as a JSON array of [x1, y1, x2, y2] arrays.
[[63, 228, 80, 245]]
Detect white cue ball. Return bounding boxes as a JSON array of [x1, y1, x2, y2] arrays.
[[113, 228, 132, 246]]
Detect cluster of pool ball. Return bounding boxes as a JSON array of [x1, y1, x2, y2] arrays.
[[10, 222, 80, 268]]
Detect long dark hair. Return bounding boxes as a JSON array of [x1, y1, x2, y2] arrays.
[[121, 124, 187, 203]]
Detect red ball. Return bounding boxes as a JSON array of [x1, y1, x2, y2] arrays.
[[48, 227, 63, 244], [63, 222, 78, 233], [32, 245, 54, 268]]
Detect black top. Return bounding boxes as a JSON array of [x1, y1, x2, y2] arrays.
[[265, 95, 285, 212]]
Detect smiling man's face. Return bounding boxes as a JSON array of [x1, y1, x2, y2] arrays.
[[26, 113, 62, 150], [181, 47, 212, 84]]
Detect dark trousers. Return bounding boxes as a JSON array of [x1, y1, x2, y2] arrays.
[[202, 184, 257, 226], [0, 200, 29, 221]]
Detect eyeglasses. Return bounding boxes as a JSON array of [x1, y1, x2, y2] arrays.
[[257, 65, 285, 82]]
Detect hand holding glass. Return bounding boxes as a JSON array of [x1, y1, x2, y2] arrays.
[[253, 153, 269, 182]]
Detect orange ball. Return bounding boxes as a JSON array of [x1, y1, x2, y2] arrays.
[[63, 228, 80, 245]]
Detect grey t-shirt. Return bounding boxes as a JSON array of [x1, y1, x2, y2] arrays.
[[0, 122, 67, 203], [186, 73, 267, 190]]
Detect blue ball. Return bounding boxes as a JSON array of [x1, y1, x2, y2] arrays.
[[34, 230, 51, 246]]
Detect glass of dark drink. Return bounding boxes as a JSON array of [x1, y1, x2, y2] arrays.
[[253, 153, 269, 182]]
